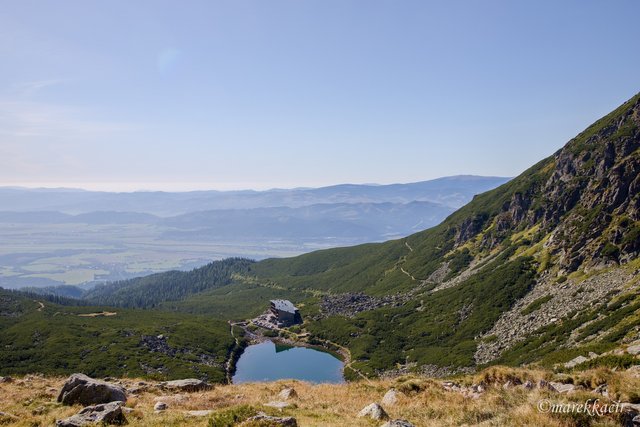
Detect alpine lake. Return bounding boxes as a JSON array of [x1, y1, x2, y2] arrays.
[[232, 340, 345, 384]]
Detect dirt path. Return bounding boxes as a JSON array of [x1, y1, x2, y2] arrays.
[[77, 311, 117, 317]]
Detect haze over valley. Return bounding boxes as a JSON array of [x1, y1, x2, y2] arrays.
[[0, 176, 508, 289]]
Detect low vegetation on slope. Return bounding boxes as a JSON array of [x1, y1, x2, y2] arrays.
[[0, 289, 235, 382], [83, 258, 255, 308]]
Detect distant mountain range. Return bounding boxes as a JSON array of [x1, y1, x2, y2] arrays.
[[0, 176, 510, 216]]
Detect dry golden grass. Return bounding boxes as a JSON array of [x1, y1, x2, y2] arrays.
[[0, 367, 634, 426]]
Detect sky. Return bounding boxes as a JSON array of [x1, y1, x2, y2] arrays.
[[1, 1, 639, 192]]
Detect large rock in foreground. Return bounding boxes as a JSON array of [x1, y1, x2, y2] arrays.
[[56, 401, 126, 426], [160, 378, 211, 392], [57, 374, 127, 406], [243, 412, 298, 426], [357, 403, 389, 420], [381, 421, 415, 427]]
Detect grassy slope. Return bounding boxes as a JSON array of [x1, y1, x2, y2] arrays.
[[0, 290, 235, 382]]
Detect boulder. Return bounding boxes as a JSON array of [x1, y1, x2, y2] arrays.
[[620, 404, 640, 427], [55, 401, 127, 426], [548, 382, 576, 394], [278, 387, 298, 400], [628, 344, 640, 355], [154, 402, 167, 411], [381, 389, 399, 406], [381, 420, 415, 427], [358, 403, 389, 421], [160, 379, 211, 392], [564, 355, 589, 368], [243, 412, 297, 426], [57, 374, 127, 406]]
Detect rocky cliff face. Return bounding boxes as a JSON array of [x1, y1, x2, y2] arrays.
[[440, 94, 640, 365], [455, 93, 640, 273]]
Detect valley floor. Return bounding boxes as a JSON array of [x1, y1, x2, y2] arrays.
[[1, 366, 638, 426]]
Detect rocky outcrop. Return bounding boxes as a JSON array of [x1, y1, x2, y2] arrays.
[[448, 95, 640, 273], [278, 387, 298, 400], [57, 374, 127, 406], [160, 378, 211, 392], [357, 403, 389, 421], [381, 421, 415, 427], [243, 412, 298, 426], [455, 214, 488, 245], [381, 389, 398, 406], [55, 401, 126, 426]]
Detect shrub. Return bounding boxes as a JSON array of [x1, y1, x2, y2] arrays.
[[208, 405, 257, 427], [601, 242, 620, 259]]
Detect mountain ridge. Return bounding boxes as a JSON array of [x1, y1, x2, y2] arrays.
[[0, 175, 510, 215]]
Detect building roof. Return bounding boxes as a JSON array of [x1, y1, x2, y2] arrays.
[[270, 299, 298, 313]]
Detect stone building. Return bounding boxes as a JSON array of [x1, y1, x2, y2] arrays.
[[270, 299, 302, 326]]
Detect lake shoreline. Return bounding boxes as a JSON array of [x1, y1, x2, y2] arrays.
[[227, 322, 347, 384]]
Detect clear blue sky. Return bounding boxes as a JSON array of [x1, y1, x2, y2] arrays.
[[1, 1, 639, 191]]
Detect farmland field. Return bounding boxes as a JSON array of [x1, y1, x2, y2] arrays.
[[0, 222, 323, 289]]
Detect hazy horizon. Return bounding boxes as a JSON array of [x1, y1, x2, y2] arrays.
[[0, 174, 511, 193], [2, 1, 639, 192]]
